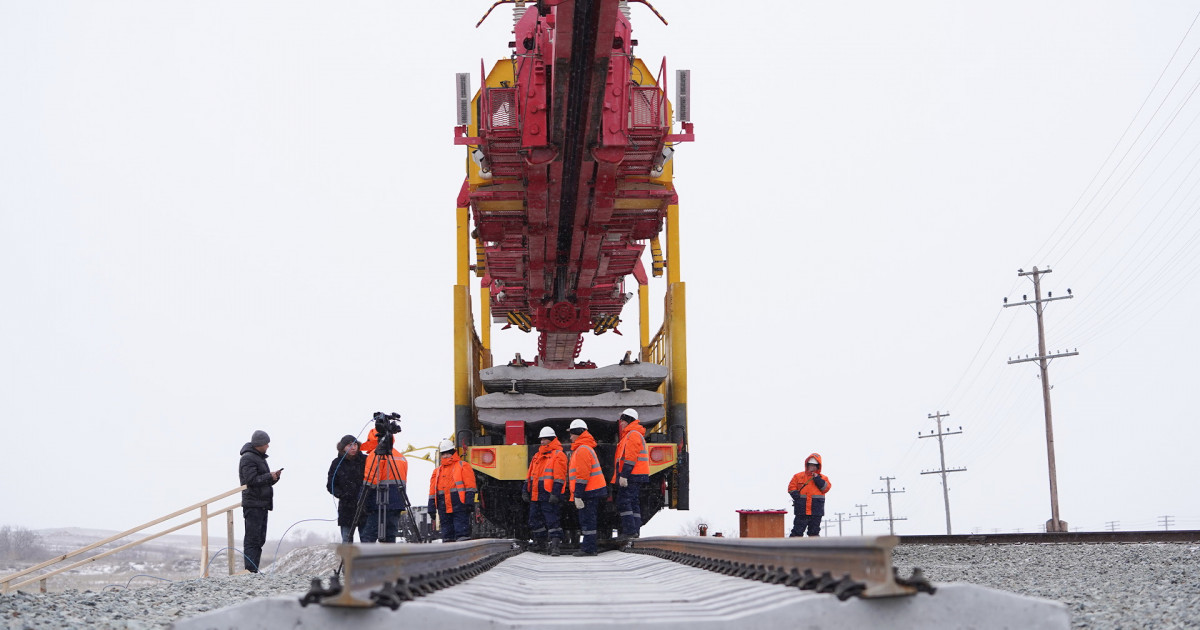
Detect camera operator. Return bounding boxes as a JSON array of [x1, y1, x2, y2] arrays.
[[327, 435, 368, 543], [361, 414, 408, 543]]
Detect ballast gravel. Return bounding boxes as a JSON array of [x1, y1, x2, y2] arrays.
[[1, 543, 1197, 629], [891, 543, 1200, 629]]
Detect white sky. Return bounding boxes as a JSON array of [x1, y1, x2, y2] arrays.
[[3, 1, 1199, 548]]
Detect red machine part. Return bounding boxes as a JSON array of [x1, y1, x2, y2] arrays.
[[460, 0, 692, 367]]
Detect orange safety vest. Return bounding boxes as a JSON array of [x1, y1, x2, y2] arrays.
[[788, 452, 831, 516], [364, 450, 408, 485], [525, 438, 568, 501], [568, 432, 606, 500], [613, 421, 650, 481], [428, 454, 477, 513]]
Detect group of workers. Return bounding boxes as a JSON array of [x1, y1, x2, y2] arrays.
[[523, 408, 649, 556], [326, 430, 479, 544], [237, 413, 829, 572]]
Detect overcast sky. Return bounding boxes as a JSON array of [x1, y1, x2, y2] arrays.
[[3, 1, 1199, 550]]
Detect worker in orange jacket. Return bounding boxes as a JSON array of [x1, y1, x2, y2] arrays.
[[612, 408, 649, 540], [361, 434, 408, 543], [567, 419, 607, 556], [524, 426, 568, 555], [428, 439, 477, 542], [788, 453, 831, 537]]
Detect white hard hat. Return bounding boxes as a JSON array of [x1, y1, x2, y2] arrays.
[[620, 408, 639, 421], [439, 439, 456, 453], [569, 419, 588, 432], [538, 426, 556, 439], [806, 457, 819, 466]]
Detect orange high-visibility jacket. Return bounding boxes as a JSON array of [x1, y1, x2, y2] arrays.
[[428, 453, 477, 513], [525, 438, 568, 500], [613, 420, 650, 482], [364, 451, 408, 485], [788, 452, 831, 516], [568, 432, 606, 500]]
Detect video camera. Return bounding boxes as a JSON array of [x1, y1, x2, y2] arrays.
[[372, 411, 402, 455], [374, 411, 402, 435]]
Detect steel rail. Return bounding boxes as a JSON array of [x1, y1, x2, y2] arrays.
[[899, 530, 1200, 545], [625, 536, 933, 601], [308, 539, 520, 609]]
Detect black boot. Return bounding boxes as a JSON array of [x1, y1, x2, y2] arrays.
[[548, 539, 561, 557]]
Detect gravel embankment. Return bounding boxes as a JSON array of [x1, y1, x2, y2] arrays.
[[892, 543, 1200, 629], [2, 543, 1197, 628]]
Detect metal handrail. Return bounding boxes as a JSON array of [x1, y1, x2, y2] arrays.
[[1, 485, 245, 594]]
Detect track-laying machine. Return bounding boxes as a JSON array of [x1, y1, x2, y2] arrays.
[[451, 0, 694, 539]]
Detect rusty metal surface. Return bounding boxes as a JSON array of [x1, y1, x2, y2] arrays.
[[626, 535, 930, 600], [899, 530, 1200, 545], [316, 539, 520, 608]]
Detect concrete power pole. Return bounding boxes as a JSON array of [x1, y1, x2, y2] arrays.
[[1159, 515, 1175, 531], [851, 504, 875, 536], [1004, 266, 1077, 533], [919, 411, 966, 534], [1105, 521, 1119, 532], [872, 476, 907, 534]]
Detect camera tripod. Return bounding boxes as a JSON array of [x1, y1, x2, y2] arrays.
[[350, 441, 424, 544]]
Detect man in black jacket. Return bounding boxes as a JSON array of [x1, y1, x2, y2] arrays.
[[327, 434, 368, 543], [239, 430, 281, 572]]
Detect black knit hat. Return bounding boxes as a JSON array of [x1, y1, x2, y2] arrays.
[[250, 430, 270, 447], [337, 434, 357, 452]]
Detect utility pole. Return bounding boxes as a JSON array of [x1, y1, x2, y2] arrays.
[[1159, 515, 1174, 531], [833, 512, 849, 536], [919, 411, 966, 534], [1105, 521, 1119, 532], [850, 504, 875, 536], [1004, 266, 1077, 533], [872, 476, 907, 534]]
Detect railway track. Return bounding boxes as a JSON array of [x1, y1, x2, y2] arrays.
[[178, 536, 1071, 629], [898, 530, 1200, 545], [175, 535, 1070, 628]]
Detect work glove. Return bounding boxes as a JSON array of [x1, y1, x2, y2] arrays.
[[574, 498, 584, 509], [522, 490, 531, 502], [548, 493, 560, 504], [618, 476, 629, 488]]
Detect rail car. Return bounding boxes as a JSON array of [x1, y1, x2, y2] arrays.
[[450, 0, 694, 539]]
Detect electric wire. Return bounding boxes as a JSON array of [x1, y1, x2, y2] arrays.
[[1030, 6, 1200, 266]]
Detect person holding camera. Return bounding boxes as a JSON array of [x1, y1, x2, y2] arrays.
[[327, 435, 368, 543], [361, 432, 409, 543], [523, 426, 568, 556], [788, 453, 831, 537], [427, 439, 477, 542], [238, 430, 281, 573], [566, 419, 606, 556]]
